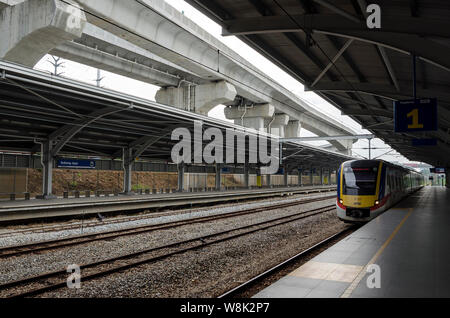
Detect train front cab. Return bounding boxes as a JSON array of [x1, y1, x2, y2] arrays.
[[337, 160, 388, 223]]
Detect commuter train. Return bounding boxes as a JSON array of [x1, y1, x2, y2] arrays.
[[336, 159, 424, 222]]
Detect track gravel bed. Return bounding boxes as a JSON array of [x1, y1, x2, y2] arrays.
[[2, 199, 346, 298], [0, 198, 335, 289]]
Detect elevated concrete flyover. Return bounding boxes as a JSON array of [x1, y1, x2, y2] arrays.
[[0, 0, 359, 153], [187, 0, 450, 168]]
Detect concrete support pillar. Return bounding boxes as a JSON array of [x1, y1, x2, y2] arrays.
[[215, 164, 221, 191], [123, 148, 134, 195], [39, 140, 57, 199], [225, 104, 275, 131], [177, 163, 185, 192], [266, 174, 271, 188], [320, 168, 324, 185], [155, 81, 237, 115], [338, 140, 354, 156], [310, 167, 314, 185], [0, 0, 86, 67], [244, 164, 249, 189], [298, 168, 302, 186], [285, 120, 301, 138], [269, 114, 289, 137], [328, 169, 332, 185]]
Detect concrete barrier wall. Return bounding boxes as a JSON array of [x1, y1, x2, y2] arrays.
[[0, 167, 337, 198], [0, 168, 27, 198]]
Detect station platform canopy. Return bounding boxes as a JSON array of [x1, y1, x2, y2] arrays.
[[187, 0, 450, 167], [0, 61, 351, 170]]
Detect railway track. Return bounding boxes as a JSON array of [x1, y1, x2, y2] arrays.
[[218, 226, 356, 298], [0, 195, 336, 258], [0, 204, 336, 298], [0, 191, 335, 238]]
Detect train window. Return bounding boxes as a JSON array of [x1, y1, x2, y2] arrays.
[[342, 165, 378, 195]]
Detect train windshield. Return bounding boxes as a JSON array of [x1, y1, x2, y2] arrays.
[[343, 164, 379, 195]]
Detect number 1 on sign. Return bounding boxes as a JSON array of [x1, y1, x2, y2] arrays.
[[407, 108, 423, 129]]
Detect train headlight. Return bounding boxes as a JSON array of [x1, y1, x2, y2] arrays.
[[375, 200, 379, 206], [339, 199, 343, 204]]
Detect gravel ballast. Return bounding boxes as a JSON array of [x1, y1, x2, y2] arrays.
[[0, 195, 344, 298]]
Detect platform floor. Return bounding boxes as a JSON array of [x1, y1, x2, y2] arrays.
[[0, 185, 335, 222], [255, 186, 450, 298]]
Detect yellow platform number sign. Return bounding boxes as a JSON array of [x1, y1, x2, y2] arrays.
[[394, 98, 437, 133], [407, 108, 424, 129]]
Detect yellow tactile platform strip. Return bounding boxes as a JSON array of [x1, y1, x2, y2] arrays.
[[289, 261, 363, 283]]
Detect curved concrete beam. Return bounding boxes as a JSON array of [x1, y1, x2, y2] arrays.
[[0, 0, 86, 67]]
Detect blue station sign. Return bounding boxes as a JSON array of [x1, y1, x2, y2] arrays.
[[394, 98, 438, 133], [57, 159, 96, 169]]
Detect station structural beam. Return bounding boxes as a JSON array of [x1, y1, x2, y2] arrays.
[[215, 163, 221, 191], [122, 147, 134, 195], [178, 163, 185, 192], [39, 140, 57, 200], [244, 164, 250, 189], [283, 165, 289, 187]]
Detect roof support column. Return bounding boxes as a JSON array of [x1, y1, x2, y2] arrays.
[[284, 165, 289, 187], [122, 147, 134, 195], [310, 167, 314, 185], [244, 164, 249, 189], [298, 168, 303, 187], [38, 140, 57, 199], [215, 163, 222, 191], [266, 174, 271, 188], [178, 163, 185, 192]]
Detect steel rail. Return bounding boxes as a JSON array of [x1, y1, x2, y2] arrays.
[[0, 195, 336, 258], [0, 190, 334, 237]]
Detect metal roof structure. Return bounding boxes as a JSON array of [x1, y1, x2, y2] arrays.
[[186, 0, 450, 167], [0, 61, 351, 170]]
